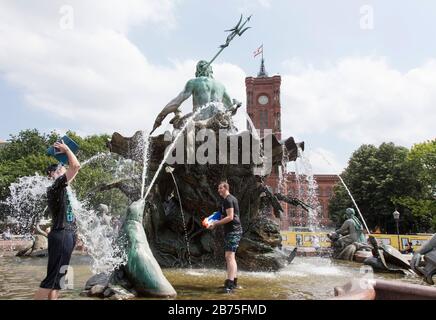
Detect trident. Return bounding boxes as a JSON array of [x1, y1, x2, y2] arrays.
[[205, 14, 252, 69]]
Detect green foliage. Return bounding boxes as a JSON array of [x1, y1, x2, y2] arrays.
[[0, 129, 59, 162], [408, 140, 436, 196], [0, 154, 53, 199], [393, 140, 436, 231], [64, 131, 110, 161], [0, 129, 129, 219], [73, 161, 128, 216], [393, 197, 436, 231], [329, 141, 436, 234], [0, 129, 58, 200]]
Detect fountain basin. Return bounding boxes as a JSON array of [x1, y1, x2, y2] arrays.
[[1, 253, 433, 300]]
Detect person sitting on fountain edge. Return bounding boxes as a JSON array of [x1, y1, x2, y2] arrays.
[[34, 140, 81, 300], [207, 181, 243, 293]]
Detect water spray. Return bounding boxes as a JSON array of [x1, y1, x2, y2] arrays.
[[81, 152, 112, 167], [142, 104, 210, 201], [165, 166, 192, 268], [139, 131, 150, 200], [295, 147, 322, 232], [314, 150, 371, 235]]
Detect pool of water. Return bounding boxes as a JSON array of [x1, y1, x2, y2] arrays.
[[0, 251, 430, 300]]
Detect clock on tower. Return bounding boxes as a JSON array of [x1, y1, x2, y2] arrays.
[[258, 95, 269, 105]]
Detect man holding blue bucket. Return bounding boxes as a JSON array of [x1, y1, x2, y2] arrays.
[[34, 139, 81, 300]]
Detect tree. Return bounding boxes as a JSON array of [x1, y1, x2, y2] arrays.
[[63, 131, 130, 216], [393, 140, 436, 232], [0, 129, 58, 201], [64, 131, 110, 161], [0, 154, 54, 199], [329, 142, 430, 234], [0, 129, 59, 162], [0, 129, 130, 223], [407, 140, 436, 196]]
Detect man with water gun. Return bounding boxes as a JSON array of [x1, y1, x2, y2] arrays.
[[204, 181, 243, 293]]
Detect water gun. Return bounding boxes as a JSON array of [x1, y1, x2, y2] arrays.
[[202, 211, 222, 228], [47, 135, 79, 165]]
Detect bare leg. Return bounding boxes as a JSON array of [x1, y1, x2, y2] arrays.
[[34, 288, 51, 300], [225, 251, 237, 281], [48, 289, 60, 300]]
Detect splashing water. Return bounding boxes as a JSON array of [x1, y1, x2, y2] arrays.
[[81, 152, 112, 166], [79, 152, 133, 272], [3, 153, 131, 274], [143, 103, 213, 201], [4, 174, 125, 274], [278, 144, 290, 195], [276, 145, 321, 230], [113, 158, 137, 180], [279, 257, 355, 278], [82, 152, 140, 181], [294, 147, 322, 231], [138, 131, 150, 199], [335, 175, 371, 234], [4, 175, 51, 234], [293, 158, 303, 199], [68, 190, 126, 274], [166, 166, 192, 268], [314, 150, 371, 234]]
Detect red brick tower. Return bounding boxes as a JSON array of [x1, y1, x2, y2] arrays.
[[246, 58, 287, 225], [245, 59, 338, 230], [246, 58, 282, 140]]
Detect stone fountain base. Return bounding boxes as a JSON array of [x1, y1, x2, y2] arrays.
[[81, 270, 135, 300], [16, 235, 48, 257], [105, 121, 304, 272], [83, 199, 177, 299], [236, 216, 288, 271]]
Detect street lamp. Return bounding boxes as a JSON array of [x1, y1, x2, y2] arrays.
[[393, 210, 401, 250]]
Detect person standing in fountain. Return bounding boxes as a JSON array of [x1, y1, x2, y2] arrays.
[[34, 140, 81, 300], [207, 182, 243, 293]]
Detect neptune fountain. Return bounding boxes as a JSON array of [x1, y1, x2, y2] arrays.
[[81, 16, 309, 299], [4, 15, 434, 301]]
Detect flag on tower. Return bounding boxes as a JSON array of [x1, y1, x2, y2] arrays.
[[253, 45, 263, 58]]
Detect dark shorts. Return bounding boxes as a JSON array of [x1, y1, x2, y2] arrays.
[[40, 229, 76, 290], [224, 232, 242, 253]]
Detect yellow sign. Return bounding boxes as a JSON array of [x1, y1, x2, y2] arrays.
[[281, 231, 432, 251]]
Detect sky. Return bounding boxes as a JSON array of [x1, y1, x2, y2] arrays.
[[0, 0, 435, 173]]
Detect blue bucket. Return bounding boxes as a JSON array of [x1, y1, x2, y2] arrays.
[[47, 135, 79, 165]]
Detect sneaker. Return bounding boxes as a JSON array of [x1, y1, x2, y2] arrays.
[[233, 278, 241, 289], [223, 279, 234, 293]]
